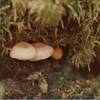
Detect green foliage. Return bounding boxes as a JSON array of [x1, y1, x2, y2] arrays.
[[50, 75, 100, 99], [0, 0, 13, 41], [0, 82, 6, 98], [10, 0, 100, 25], [71, 21, 100, 69], [62, 0, 100, 69], [28, 0, 65, 26], [52, 76, 65, 89], [90, 77, 100, 99]]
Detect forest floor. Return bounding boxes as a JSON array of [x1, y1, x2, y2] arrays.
[[0, 0, 100, 99], [0, 48, 100, 99]]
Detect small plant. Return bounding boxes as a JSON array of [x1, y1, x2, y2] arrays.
[[0, 82, 6, 98], [71, 21, 100, 70]]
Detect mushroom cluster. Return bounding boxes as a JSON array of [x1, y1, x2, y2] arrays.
[[10, 41, 63, 61]]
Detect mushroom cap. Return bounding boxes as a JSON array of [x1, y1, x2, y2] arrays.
[[52, 47, 63, 60], [30, 42, 54, 61], [10, 42, 36, 60]]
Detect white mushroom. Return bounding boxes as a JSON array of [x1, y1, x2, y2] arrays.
[[30, 42, 54, 61], [10, 42, 36, 60]]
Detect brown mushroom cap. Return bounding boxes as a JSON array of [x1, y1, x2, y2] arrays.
[[10, 42, 36, 60], [30, 42, 54, 61], [52, 47, 63, 60]]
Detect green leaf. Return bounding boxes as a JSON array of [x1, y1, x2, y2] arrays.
[[38, 78, 48, 93], [0, 82, 6, 99]]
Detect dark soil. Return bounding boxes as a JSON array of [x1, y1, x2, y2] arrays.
[[0, 51, 100, 99], [0, 54, 71, 98]]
